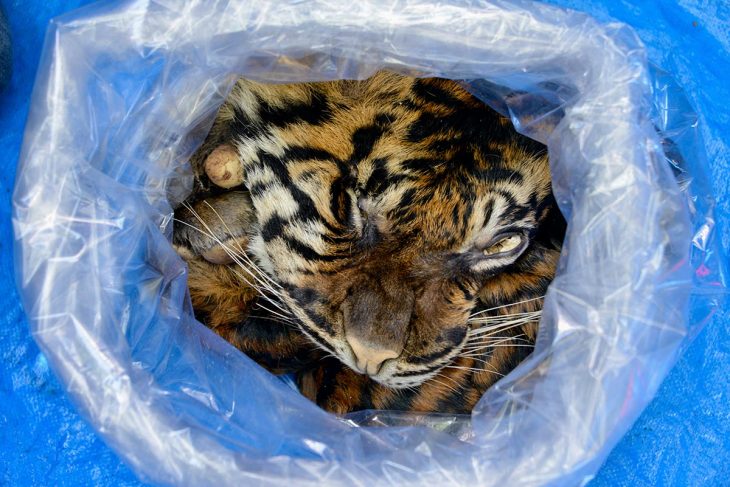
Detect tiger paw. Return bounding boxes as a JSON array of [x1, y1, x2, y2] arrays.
[[204, 144, 243, 189], [173, 191, 255, 265]]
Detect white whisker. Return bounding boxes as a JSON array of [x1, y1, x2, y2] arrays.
[[469, 295, 544, 318], [252, 302, 297, 324], [467, 315, 540, 338], [453, 357, 505, 377], [174, 209, 289, 307], [428, 377, 460, 394], [442, 365, 488, 374], [202, 199, 284, 291], [465, 333, 530, 346], [179, 202, 284, 297]]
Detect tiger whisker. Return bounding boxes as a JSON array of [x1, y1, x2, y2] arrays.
[[462, 342, 533, 353], [467, 311, 542, 327], [467, 316, 541, 333], [465, 333, 529, 346], [179, 202, 286, 299], [455, 358, 505, 377], [428, 377, 461, 395], [462, 343, 535, 354], [298, 328, 338, 359], [442, 365, 494, 375], [174, 214, 291, 314], [460, 344, 536, 356], [220, 262, 294, 319], [199, 200, 284, 292], [215, 260, 294, 318], [468, 295, 545, 318], [467, 310, 542, 323], [251, 302, 298, 324], [246, 314, 298, 328], [461, 340, 535, 355], [462, 344, 522, 352], [467, 319, 537, 339], [180, 204, 283, 295]]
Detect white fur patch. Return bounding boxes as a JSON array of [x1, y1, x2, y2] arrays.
[[284, 220, 329, 254], [235, 133, 287, 170], [245, 164, 276, 187], [230, 82, 262, 123], [252, 182, 299, 222], [264, 238, 313, 278], [247, 234, 276, 276]]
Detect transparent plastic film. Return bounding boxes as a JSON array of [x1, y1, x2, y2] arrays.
[[12, 1, 726, 486]]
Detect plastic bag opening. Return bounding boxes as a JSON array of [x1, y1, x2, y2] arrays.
[[12, 0, 727, 485]]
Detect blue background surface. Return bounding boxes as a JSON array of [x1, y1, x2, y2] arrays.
[[0, 1, 727, 485]]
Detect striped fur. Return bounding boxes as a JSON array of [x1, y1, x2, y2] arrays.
[[174, 72, 565, 414]]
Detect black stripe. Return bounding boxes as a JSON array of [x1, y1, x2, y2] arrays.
[[300, 307, 335, 335], [282, 235, 348, 262], [432, 382, 467, 412], [349, 119, 389, 163], [451, 204, 460, 226], [312, 359, 343, 403], [394, 363, 444, 377], [364, 158, 418, 196], [411, 79, 466, 110], [230, 106, 264, 140], [453, 279, 474, 301], [284, 146, 339, 164], [406, 112, 440, 143], [286, 286, 320, 306], [482, 199, 494, 229], [441, 327, 467, 346], [400, 157, 440, 173], [461, 200, 473, 228], [261, 215, 285, 242], [398, 187, 417, 207], [403, 347, 453, 366], [253, 149, 344, 236], [495, 189, 518, 209], [256, 90, 333, 128], [329, 175, 352, 224]]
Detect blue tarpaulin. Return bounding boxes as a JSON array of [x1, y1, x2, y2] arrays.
[[1, 1, 727, 485]]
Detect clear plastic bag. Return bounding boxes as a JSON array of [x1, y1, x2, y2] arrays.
[[12, 0, 726, 485]]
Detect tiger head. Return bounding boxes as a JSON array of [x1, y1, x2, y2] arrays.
[[199, 72, 557, 389]]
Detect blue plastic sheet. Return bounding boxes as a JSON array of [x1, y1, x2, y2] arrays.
[[3, 0, 727, 483]]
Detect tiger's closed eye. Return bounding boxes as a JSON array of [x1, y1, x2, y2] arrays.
[[350, 192, 373, 237], [357, 198, 369, 218]]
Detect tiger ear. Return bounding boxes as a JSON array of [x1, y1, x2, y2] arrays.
[[204, 143, 244, 189]]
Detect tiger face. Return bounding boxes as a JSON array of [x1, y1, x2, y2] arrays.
[[191, 72, 556, 390]]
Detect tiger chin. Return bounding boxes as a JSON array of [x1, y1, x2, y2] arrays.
[[173, 71, 565, 414]]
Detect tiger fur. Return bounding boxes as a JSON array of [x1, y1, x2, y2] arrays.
[[173, 71, 565, 414]]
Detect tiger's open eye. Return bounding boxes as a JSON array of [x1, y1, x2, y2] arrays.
[[479, 233, 526, 257]]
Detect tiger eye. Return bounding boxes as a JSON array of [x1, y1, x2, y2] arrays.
[[483, 234, 522, 256]]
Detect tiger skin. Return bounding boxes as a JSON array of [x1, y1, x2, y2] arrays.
[[173, 71, 565, 414]]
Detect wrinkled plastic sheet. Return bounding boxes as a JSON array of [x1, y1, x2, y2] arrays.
[[11, 0, 726, 485]]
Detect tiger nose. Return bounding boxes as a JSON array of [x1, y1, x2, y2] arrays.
[[346, 336, 400, 376]]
